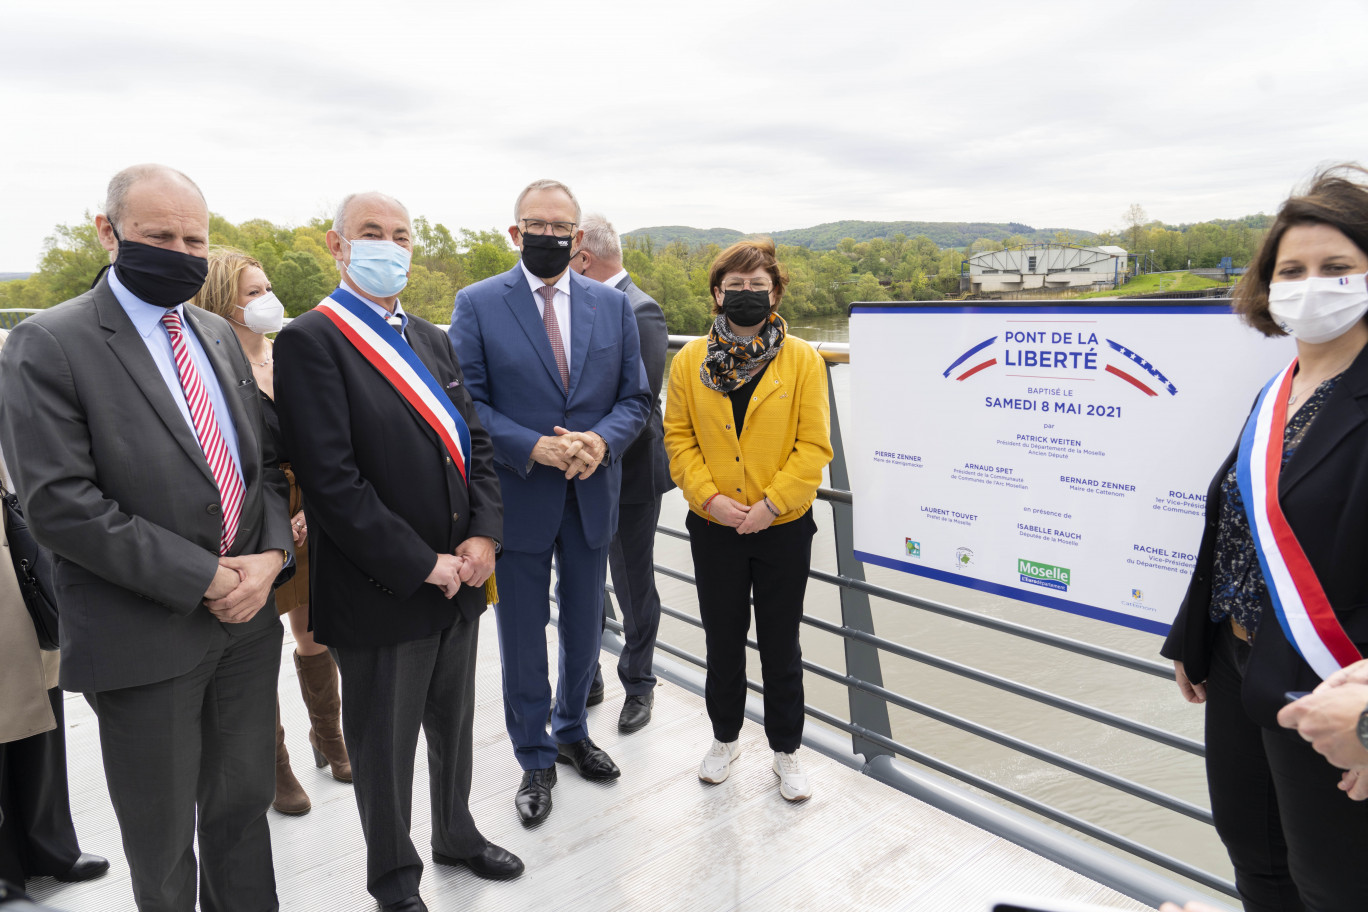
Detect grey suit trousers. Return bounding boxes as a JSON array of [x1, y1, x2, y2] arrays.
[[88, 621, 282, 912], [607, 498, 664, 695], [331, 614, 486, 905]]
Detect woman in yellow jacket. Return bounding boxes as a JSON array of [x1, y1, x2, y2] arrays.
[[664, 239, 833, 801]]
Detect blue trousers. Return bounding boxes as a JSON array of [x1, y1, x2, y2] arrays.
[[495, 490, 609, 770]]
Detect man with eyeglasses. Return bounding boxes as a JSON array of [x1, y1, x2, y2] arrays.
[[449, 180, 651, 827]]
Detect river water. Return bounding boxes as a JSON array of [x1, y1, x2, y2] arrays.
[[650, 311, 1227, 893]]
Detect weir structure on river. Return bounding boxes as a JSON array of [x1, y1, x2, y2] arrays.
[[0, 309, 1235, 911]]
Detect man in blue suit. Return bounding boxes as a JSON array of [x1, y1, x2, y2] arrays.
[[449, 179, 651, 826]]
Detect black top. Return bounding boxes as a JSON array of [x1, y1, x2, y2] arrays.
[[1209, 376, 1339, 636], [259, 391, 285, 461], [729, 361, 771, 437]]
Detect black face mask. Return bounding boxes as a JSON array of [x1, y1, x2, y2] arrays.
[[520, 233, 574, 279], [721, 289, 773, 327], [110, 228, 209, 308]]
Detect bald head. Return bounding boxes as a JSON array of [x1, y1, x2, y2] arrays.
[[333, 192, 412, 239], [96, 164, 210, 262], [104, 164, 206, 237]]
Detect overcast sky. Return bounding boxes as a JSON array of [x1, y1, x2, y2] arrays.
[[2, 0, 1366, 273]]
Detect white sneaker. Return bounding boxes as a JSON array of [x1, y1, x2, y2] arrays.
[[698, 739, 741, 784], [772, 751, 811, 801]]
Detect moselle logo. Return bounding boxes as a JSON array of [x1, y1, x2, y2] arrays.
[[941, 331, 1178, 398], [1018, 558, 1070, 592], [1131, 588, 1143, 601], [905, 538, 921, 558], [954, 547, 974, 568]]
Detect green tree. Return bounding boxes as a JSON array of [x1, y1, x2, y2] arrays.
[[272, 250, 334, 315], [32, 220, 108, 305], [460, 229, 517, 284]]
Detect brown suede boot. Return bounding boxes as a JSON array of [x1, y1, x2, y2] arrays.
[[295, 649, 352, 782], [273, 698, 311, 815]]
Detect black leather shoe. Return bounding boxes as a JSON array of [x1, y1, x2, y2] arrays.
[[433, 843, 525, 880], [587, 667, 605, 707], [515, 766, 556, 826], [379, 896, 427, 912], [54, 853, 110, 883], [618, 693, 653, 733], [556, 737, 620, 780]]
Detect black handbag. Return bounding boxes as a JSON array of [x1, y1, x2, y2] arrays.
[[2, 485, 59, 651]]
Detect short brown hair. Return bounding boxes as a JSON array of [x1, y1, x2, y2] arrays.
[[192, 248, 263, 320], [707, 238, 790, 315], [1235, 163, 1368, 337]]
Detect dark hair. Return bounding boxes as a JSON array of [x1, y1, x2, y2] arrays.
[[708, 238, 790, 315], [1235, 163, 1368, 337]]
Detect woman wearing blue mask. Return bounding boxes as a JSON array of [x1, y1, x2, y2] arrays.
[[193, 249, 352, 817], [664, 239, 833, 802], [1163, 165, 1368, 912]]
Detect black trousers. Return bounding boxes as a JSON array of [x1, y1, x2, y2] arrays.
[[89, 621, 282, 912], [332, 614, 486, 906], [687, 509, 815, 754], [1205, 622, 1368, 912], [607, 497, 664, 696], [0, 688, 81, 884]]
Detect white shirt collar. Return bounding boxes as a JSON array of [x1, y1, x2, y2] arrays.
[[601, 268, 629, 289], [108, 266, 187, 339], [520, 261, 572, 299]]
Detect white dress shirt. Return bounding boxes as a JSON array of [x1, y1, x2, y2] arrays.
[[108, 268, 244, 480], [520, 261, 572, 356]]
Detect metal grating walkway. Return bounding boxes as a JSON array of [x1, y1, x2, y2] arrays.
[[26, 616, 1151, 911]]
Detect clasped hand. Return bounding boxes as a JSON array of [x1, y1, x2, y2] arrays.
[[203, 550, 286, 624], [706, 495, 778, 534], [425, 537, 496, 599], [532, 426, 606, 480]]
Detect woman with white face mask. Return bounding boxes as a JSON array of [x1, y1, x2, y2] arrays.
[[192, 249, 352, 817], [1162, 165, 1368, 912]]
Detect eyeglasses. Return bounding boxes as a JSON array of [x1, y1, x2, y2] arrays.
[[721, 278, 773, 292], [520, 219, 577, 238]]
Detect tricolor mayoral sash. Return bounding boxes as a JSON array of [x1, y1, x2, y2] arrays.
[[1235, 359, 1363, 679], [316, 288, 471, 484]]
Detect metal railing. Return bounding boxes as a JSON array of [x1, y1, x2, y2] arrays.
[[625, 333, 1234, 905]]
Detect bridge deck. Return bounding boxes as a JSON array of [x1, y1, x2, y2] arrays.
[[27, 617, 1150, 911]]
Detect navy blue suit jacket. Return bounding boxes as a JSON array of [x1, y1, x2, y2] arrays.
[[449, 265, 651, 553]]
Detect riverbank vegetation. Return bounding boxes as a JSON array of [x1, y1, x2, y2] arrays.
[[0, 210, 1270, 333]]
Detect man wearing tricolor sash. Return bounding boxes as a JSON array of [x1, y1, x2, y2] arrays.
[[1163, 165, 1368, 912], [275, 192, 521, 912]]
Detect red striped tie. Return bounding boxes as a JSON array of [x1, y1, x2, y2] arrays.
[[539, 285, 570, 392], [161, 310, 244, 554]]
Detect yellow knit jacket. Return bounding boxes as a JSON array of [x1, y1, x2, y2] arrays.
[[664, 334, 833, 524]]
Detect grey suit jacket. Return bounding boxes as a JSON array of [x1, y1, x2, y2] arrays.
[[615, 275, 674, 504], [0, 276, 292, 693]]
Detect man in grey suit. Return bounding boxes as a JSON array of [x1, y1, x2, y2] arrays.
[[571, 214, 674, 733], [0, 164, 292, 912]]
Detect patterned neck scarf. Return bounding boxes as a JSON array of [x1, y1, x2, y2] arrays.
[[700, 312, 788, 393]]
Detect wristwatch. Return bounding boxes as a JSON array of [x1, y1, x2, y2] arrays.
[[1358, 706, 1368, 751]]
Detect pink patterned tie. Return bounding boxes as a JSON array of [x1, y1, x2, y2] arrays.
[[161, 310, 244, 554], [539, 285, 570, 392]]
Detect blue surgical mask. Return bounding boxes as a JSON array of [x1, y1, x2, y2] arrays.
[[341, 237, 411, 298]]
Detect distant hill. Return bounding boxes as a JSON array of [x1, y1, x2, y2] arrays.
[[621, 226, 747, 248], [0, 272, 31, 283], [624, 220, 1100, 251]]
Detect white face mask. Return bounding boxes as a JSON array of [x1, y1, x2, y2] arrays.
[[237, 291, 285, 334], [1267, 273, 1368, 344]]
